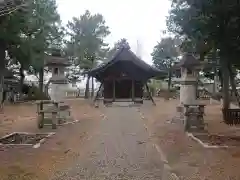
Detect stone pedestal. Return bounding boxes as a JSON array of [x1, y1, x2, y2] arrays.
[[176, 76, 204, 131], [176, 105, 185, 123], [49, 83, 67, 102], [177, 81, 197, 122], [180, 83, 197, 105], [49, 83, 72, 123], [183, 104, 205, 131], [58, 103, 71, 122]]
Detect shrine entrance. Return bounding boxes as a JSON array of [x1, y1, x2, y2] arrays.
[[115, 79, 131, 99], [86, 46, 167, 105], [103, 78, 144, 102]]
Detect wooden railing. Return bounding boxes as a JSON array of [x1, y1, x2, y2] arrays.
[[222, 108, 240, 125]]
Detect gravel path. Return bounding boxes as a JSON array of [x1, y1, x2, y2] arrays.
[[52, 105, 165, 180]]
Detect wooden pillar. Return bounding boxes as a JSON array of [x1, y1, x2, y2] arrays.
[[132, 79, 135, 101], [113, 79, 115, 101]]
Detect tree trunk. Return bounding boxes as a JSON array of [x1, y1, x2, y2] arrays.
[[39, 67, 44, 93], [77, 88, 80, 97], [91, 58, 94, 98], [0, 71, 3, 110], [218, 70, 224, 92], [213, 68, 217, 93], [228, 64, 240, 107], [167, 64, 172, 91], [84, 76, 90, 99], [220, 58, 230, 109], [212, 48, 217, 93], [19, 65, 25, 98], [0, 41, 6, 110], [44, 80, 51, 98], [196, 77, 199, 98], [91, 77, 94, 98]]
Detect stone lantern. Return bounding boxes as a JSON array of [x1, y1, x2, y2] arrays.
[[175, 52, 206, 131], [45, 49, 70, 102], [175, 52, 201, 105]]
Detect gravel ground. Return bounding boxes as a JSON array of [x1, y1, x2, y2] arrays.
[[0, 99, 102, 180], [52, 104, 166, 180], [141, 99, 240, 180]]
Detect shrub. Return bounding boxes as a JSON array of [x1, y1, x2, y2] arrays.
[[24, 86, 50, 101]]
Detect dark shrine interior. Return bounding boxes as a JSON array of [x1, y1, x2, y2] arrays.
[[103, 79, 143, 100], [115, 79, 132, 99], [101, 60, 147, 100]]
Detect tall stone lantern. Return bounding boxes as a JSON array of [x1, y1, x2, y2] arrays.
[[45, 49, 70, 102], [175, 52, 207, 131], [175, 52, 201, 105]]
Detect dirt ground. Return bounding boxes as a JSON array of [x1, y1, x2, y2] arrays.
[[2, 98, 240, 180], [141, 98, 240, 180], [0, 99, 102, 180]]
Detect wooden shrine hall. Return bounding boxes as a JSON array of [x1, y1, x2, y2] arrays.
[[87, 46, 166, 104]]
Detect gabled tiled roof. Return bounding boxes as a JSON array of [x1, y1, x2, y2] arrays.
[[88, 46, 167, 80]]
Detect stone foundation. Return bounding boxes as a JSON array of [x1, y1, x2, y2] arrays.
[[183, 105, 205, 131], [58, 103, 71, 121]]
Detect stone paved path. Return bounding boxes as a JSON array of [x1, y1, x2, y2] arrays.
[[52, 105, 166, 180]]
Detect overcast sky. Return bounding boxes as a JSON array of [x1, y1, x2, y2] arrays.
[[56, 0, 171, 64]]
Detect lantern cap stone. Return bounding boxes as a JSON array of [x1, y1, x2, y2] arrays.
[[175, 52, 201, 69], [44, 49, 71, 67]]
